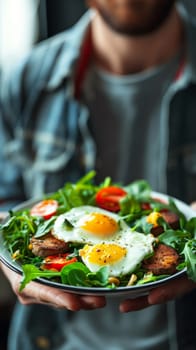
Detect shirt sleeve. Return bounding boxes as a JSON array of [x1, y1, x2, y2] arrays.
[[0, 62, 27, 205]]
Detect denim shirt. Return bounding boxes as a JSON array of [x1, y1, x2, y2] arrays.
[[1, 9, 196, 350], [0, 11, 96, 204]]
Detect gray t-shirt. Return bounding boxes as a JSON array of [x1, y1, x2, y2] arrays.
[[83, 54, 180, 191]]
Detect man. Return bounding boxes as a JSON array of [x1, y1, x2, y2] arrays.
[[0, 1, 196, 349]]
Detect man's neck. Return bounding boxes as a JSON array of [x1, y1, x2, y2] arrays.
[[90, 7, 185, 75]]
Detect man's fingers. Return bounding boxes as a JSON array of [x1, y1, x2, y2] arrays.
[[148, 276, 195, 305], [19, 283, 82, 311], [1, 262, 106, 311], [119, 295, 149, 313], [80, 295, 106, 309], [120, 276, 196, 313]]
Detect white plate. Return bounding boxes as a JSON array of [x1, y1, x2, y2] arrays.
[[0, 192, 195, 297]]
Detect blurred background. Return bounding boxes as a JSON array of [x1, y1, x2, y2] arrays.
[[0, 0, 196, 74], [0, 0, 195, 349], [0, 0, 87, 75]]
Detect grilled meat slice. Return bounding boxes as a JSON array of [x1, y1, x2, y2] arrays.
[[151, 211, 180, 236], [31, 233, 69, 257], [142, 243, 180, 275]]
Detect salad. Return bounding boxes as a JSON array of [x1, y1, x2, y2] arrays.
[[0, 170, 196, 292]]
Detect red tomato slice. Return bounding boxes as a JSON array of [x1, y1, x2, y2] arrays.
[[30, 199, 58, 219], [42, 254, 78, 271], [95, 186, 127, 212]]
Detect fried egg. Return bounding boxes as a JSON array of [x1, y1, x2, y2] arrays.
[[52, 205, 130, 245], [79, 233, 155, 277], [53, 205, 155, 276]]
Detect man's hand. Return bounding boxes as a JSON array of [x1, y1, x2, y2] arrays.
[[0, 263, 106, 311], [119, 275, 195, 312]]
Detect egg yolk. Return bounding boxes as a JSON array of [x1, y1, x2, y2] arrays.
[[79, 243, 127, 265], [80, 212, 119, 237]]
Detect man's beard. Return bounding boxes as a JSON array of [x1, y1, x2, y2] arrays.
[[97, 0, 177, 37]]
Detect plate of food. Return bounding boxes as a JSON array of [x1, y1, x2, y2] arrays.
[[0, 171, 196, 297]]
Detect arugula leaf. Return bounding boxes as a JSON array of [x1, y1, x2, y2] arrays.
[[119, 180, 152, 220], [1, 214, 36, 258], [158, 229, 192, 252], [61, 263, 110, 287], [60, 262, 90, 284], [0, 216, 15, 230], [67, 269, 90, 286], [87, 266, 110, 286], [120, 195, 141, 217], [63, 218, 74, 231], [76, 170, 96, 185], [130, 216, 153, 234], [125, 180, 152, 201], [63, 183, 84, 208], [34, 216, 57, 238], [185, 217, 196, 238], [20, 264, 60, 291], [182, 239, 196, 282], [101, 177, 112, 188]]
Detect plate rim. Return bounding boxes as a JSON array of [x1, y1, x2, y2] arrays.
[[0, 191, 194, 296]]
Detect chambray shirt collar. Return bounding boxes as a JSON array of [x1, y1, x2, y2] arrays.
[[45, 7, 196, 91], [46, 10, 94, 91]]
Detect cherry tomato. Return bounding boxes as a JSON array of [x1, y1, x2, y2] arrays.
[[95, 186, 127, 212], [42, 254, 78, 271], [30, 199, 58, 219]]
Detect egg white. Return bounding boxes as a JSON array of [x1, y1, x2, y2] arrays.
[[52, 205, 130, 245], [79, 233, 155, 277]]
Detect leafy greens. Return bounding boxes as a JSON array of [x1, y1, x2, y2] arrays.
[[1, 171, 196, 291]]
